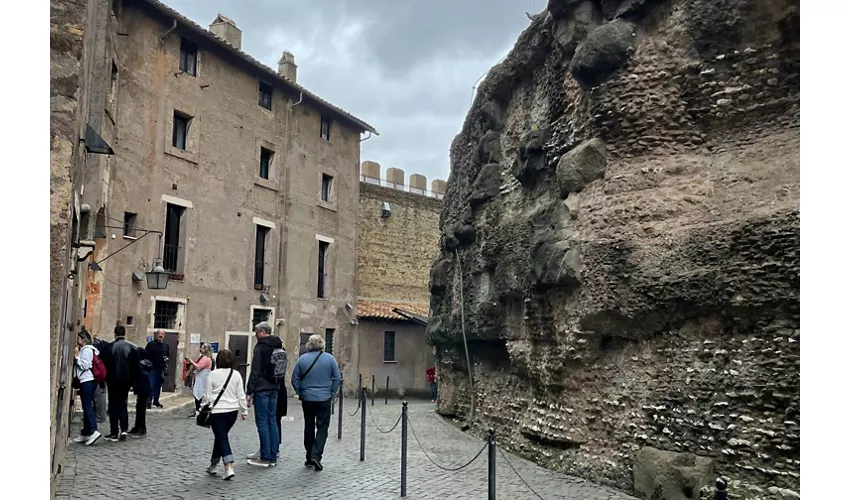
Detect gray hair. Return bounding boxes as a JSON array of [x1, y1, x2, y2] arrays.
[[254, 321, 272, 335], [306, 334, 325, 352]]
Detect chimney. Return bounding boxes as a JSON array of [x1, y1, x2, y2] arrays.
[[209, 14, 242, 50], [278, 51, 297, 82]]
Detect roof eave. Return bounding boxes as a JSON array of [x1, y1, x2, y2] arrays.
[[136, 0, 378, 135]]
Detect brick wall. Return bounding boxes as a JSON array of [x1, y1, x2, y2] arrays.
[[357, 183, 442, 304]]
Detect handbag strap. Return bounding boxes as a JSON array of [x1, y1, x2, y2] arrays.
[[211, 369, 234, 408], [300, 352, 323, 380]]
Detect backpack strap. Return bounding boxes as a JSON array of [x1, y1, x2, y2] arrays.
[[300, 352, 323, 380], [211, 369, 234, 408]]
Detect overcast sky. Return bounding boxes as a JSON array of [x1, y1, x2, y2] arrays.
[[163, 0, 540, 185]]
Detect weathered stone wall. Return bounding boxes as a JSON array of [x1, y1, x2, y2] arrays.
[[358, 182, 442, 304], [429, 1, 799, 498]]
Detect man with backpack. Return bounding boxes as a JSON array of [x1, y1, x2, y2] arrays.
[[100, 325, 138, 442], [245, 321, 284, 467], [291, 334, 341, 472]]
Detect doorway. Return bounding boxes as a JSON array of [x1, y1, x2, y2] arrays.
[[163, 332, 179, 393], [226, 332, 253, 388]]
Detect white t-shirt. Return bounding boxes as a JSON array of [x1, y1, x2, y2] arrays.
[[202, 368, 248, 415]]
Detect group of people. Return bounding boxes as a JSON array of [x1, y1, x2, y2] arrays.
[[72, 320, 342, 482]]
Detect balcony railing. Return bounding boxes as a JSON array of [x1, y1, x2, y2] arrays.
[[163, 243, 180, 274], [360, 175, 444, 200]]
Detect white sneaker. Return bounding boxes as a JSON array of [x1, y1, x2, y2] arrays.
[[222, 468, 235, 481], [73, 435, 88, 444], [206, 464, 218, 476], [247, 458, 270, 468], [246, 450, 260, 460], [85, 431, 102, 446]]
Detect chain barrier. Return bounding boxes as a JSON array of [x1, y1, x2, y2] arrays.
[[347, 397, 361, 417], [369, 409, 402, 434], [497, 445, 546, 500], [406, 415, 488, 472]]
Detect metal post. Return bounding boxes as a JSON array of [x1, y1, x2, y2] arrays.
[[359, 386, 367, 461], [401, 401, 408, 497], [371, 375, 376, 406], [359, 373, 362, 391], [488, 428, 496, 500], [385, 376, 390, 405], [714, 478, 728, 500], [337, 378, 343, 440]]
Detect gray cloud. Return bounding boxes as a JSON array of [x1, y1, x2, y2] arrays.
[[164, 0, 538, 183]]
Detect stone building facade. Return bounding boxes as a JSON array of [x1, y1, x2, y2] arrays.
[[354, 164, 443, 396], [74, 0, 375, 403]]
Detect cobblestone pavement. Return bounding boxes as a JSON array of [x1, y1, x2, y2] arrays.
[[57, 399, 637, 500]]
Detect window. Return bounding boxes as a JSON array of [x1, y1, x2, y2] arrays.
[[126, 316, 134, 326], [179, 37, 197, 76], [320, 115, 331, 141], [252, 308, 271, 329], [163, 203, 186, 274], [325, 328, 335, 355], [299, 332, 311, 354], [321, 174, 333, 202], [383, 331, 396, 362], [154, 301, 180, 330], [317, 241, 329, 298], [111, 0, 120, 16], [259, 148, 273, 180], [254, 225, 270, 289], [122, 212, 137, 238], [108, 61, 118, 114], [258, 81, 272, 110], [172, 111, 190, 150]]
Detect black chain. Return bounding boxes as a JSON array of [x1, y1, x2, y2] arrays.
[[369, 409, 402, 434], [497, 445, 546, 500], [407, 415, 487, 472], [347, 397, 361, 417]]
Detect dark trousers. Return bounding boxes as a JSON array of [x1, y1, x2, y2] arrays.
[[148, 370, 164, 405], [301, 399, 332, 462], [195, 398, 202, 413], [79, 380, 98, 436], [133, 391, 149, 432], [210, 411, 238, 464], [107, 380, 131, 435], [276, 388, 288, 442]]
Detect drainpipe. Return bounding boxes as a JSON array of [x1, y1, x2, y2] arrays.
[[160, 19, 177, 42], [360, 132, 372, 142], [289, 92, 303, 110]]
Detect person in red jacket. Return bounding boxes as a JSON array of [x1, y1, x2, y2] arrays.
[[425, 365, 437, 403]]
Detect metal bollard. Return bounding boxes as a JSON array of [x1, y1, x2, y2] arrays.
[[337, 378, 343, 440], [360, 386, 367, 461], [714, 478, 728, 500], [401, 401, 408, 497], [385, 376, 390, 405], [371, 375, 376, 406], [488, 428, 496, 500]]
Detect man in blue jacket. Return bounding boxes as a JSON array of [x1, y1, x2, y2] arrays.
[[291, 334, 341, 471]]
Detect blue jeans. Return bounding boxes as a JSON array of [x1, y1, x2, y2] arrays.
[[430, 381, 438, 400], [79, 380, 98, 436], [210, 411, 238, 465], [148, 370, 163, 405], [253, 391, 279, 462]]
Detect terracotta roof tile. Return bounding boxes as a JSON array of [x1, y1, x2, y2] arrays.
[[140, 0, 377, 135], [357, 300, 429, 321]]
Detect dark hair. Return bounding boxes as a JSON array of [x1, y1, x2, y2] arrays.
[[77, 330, 93, 345], [114, 325, 126, 337], [216, 349, 235, 369]]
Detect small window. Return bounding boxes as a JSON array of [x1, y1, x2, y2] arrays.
[[252, 308, 271, 329], [254, 225, 270, 289], [259, 148, 273, 180], [126, 316, 134, 326], [172, 111, 190, 150], [325, 328, 335, 355], [108, 61, 118, 114], [299, 332, 311, 354], [383, 331, 396, 362], [111, 0, 120, 16], [122, 212, 137, 237], [258, 81, 272, 110], [179, 38, 197, 76], [321, 174, 333, 202], [317, 241, 329, 299], [154, 301, 180, 330], [320, 115, 331, 141], [163, 203, 186, 274]]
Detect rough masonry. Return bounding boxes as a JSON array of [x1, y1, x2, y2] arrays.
[[428, 1, 800, 499]]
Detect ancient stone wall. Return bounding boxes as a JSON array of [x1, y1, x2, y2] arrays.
[[358, 182, 442, 304], [428, 1, 799, 498]]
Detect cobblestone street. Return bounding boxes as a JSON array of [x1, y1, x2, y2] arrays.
[[57, 399, 637, 500]]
